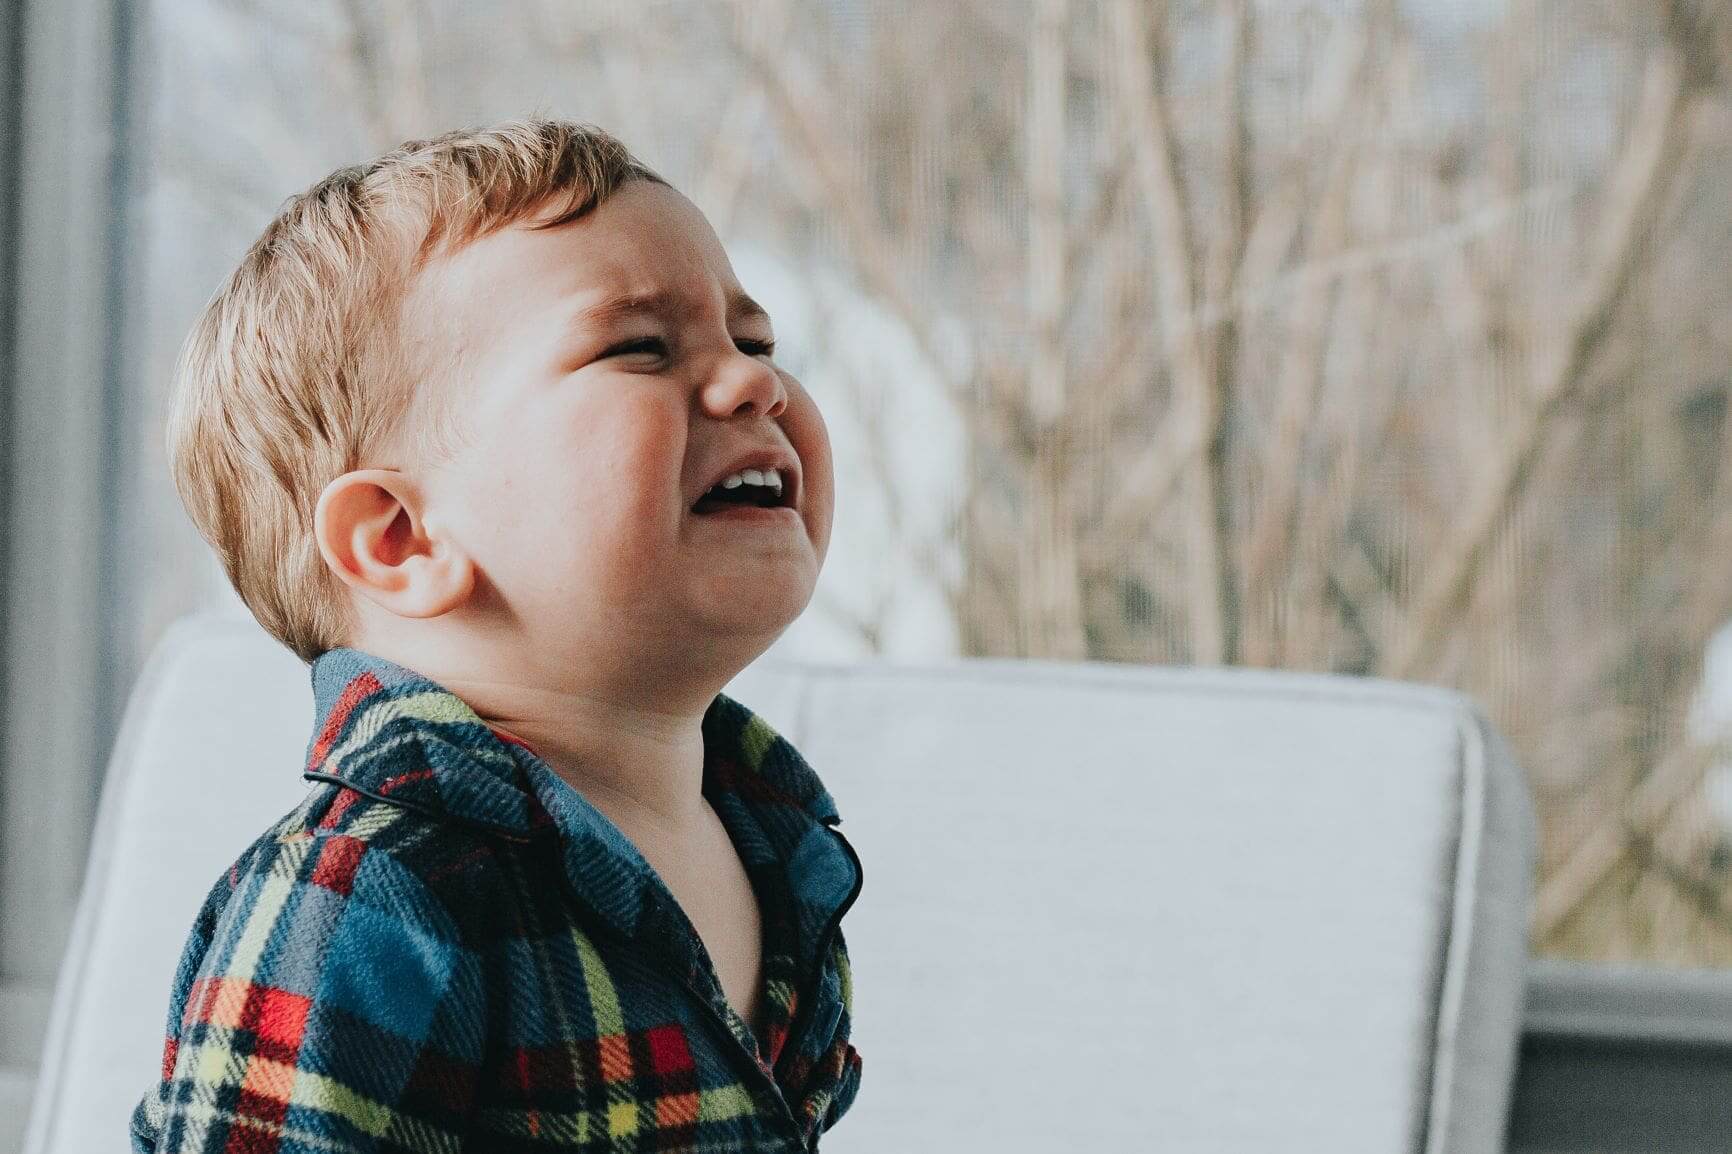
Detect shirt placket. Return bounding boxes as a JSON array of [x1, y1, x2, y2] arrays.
[[526, 768, 819, 1149], [610, 857, 822, 1149]]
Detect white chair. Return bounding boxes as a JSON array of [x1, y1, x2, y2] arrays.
[[25, 610, 1534, 1153]]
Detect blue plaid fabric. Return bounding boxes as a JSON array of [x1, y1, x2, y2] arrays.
[[130, 646, 864, 1152]]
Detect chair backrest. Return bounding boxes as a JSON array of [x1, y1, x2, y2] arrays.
[[26, 610, 1534, 1154]]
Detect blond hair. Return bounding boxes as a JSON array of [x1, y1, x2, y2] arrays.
[[167, 119, 666, 662]]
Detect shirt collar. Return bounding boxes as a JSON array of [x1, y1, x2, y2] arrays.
[[301, 647, 858, 970]]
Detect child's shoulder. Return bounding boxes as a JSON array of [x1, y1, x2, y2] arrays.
[[187, 779, 518, 959], [137, 782, 520, 1147]]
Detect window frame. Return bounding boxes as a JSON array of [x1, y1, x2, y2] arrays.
[[0, 0, 138, 1084], [1509, 960, 1732, 1150]]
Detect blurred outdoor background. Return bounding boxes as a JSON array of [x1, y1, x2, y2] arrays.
[[5, 4, 1732, 1107]]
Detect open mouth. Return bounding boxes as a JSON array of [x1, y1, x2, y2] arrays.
[[691, 474, 795, 515]]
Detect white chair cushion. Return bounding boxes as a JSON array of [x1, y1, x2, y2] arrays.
[[26, 612, 1533, 1154]]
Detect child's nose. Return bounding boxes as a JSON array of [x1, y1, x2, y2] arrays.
[[703, 350, 786, 420]]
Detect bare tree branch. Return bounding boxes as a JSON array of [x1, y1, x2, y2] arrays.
[[697, 1, 792, 235], [1535, 729, 1732, 939], [1533, 224, 1732, 938], [1089, 16, 1369, 592], [1238, 35, 1378, 665], [1387, 39, 1703, 681], [1106, 0, 1230, 663], [1198, 0, 1253, 662], [1019, 0, 1089, 657]]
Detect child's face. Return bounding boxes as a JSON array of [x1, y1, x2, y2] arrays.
[[404, 179, 834, 677]]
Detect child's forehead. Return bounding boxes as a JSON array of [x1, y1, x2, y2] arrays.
[[417, 183, 733, 316], [400, 189, 763, 359]]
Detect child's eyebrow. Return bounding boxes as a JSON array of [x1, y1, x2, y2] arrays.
[[566, 287, 773, 332]]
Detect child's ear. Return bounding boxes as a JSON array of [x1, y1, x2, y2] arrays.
[[313, 469, 475, 619]]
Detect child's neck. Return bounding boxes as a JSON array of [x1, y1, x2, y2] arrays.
[[463, 683, 713, 835]]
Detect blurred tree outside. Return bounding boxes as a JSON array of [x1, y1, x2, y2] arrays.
[[132, 0, 1732, 962]]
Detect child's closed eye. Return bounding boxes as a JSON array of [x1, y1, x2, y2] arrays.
[[603, 336, 776, 359]]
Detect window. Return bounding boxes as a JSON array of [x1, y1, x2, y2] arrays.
[[6, 1, 1732, 1143]]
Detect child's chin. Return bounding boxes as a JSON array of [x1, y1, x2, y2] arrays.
[[696, 581, 811, 627]]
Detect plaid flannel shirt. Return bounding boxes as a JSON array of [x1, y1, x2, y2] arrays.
[[130, 646, 864, 1153]]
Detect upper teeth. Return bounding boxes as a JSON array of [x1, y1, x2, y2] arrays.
[[717, 467, 783, 491]]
